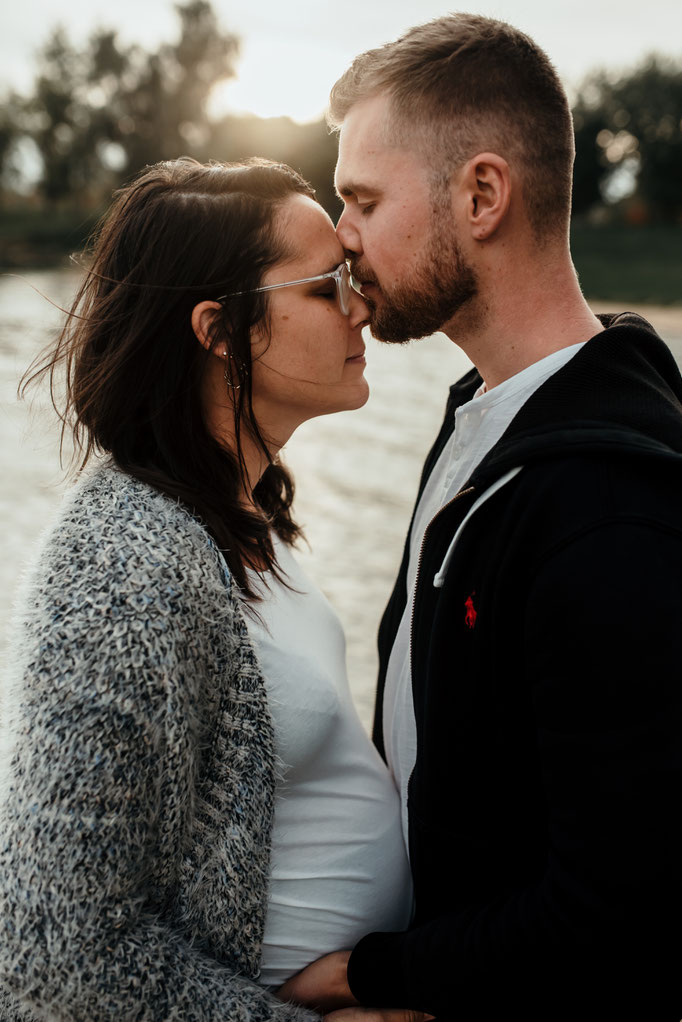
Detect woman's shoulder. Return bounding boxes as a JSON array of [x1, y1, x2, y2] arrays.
[[43, 461, 231, 595], [10, 462, 240, 680], [68, 460, 215, 546], [4, 462, 246, 729]]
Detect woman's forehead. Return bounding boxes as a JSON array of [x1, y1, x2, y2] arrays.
[[275, 194, 343, 272]]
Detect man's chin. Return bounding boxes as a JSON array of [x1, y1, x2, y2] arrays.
[[360, 293, 413, 344], [369, 309, 436, 345], [370, 327, 424, 344], [369, 285, 480, 344]]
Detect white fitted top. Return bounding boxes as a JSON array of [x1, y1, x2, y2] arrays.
[[243, 539, 412, 988]]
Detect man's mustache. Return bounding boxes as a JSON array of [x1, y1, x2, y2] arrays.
[[350, 260, 380, 288]]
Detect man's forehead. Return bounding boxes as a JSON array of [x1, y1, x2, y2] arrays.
[[335, 100, 388, 189], [334, 168, 380, 199], [337, 94, 389, 151], [334, 154, 378, 199], [335, 125, 429, 198]]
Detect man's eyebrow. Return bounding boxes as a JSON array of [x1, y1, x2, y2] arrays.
[[335, 182, 355, 199], [335, 180, 377, 200]]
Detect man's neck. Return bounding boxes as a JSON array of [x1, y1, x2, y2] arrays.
[[443, 253, 604, 390]]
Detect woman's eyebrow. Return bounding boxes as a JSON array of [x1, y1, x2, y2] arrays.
[[305, 260, 343, 278], [271, 256, 341, 281]]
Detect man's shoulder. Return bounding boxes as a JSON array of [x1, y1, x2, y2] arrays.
[[511, 451, 682, 550]]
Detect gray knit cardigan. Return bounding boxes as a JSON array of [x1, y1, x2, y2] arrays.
[[0, 464, 317, 1021]]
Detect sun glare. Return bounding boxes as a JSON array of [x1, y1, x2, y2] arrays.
[[208, 39, 336, 125]]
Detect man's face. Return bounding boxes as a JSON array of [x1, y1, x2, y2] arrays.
[[335, 93, 478, 344]]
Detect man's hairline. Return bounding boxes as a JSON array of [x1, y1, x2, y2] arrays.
[[332, 93, 512, 205]]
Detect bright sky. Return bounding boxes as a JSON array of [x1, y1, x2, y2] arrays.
[[2, 0, 681, 123]]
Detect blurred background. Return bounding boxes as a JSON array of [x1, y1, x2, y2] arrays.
[[1, 0, 681, 726]]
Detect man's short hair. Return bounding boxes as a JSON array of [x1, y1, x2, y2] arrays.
[[328, 14, 575, 241]]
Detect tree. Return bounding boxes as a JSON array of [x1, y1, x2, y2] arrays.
[[19, 2, 240, 206], [23, 27, 95, 203], [112, 1, 240, 172], [0, 93, 22, 199], [572, 56, 682, 221], [572, 102, 608, 217]]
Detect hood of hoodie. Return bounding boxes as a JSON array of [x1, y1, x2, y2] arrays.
[[463, 312, 682, 491]]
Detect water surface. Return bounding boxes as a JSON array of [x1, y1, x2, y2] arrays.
[[2, 270, 680, 728]]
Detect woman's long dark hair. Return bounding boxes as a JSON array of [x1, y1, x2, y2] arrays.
[[22, 157, 316, 596]]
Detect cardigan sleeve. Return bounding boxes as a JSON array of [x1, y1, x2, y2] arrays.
[[347, 518, 682, 1020], [0, 482, 317, 1022]]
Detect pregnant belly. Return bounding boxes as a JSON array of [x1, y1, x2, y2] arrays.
[[258, 784, 413, 988]]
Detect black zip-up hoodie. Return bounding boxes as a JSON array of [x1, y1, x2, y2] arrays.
[[348, 314, 682, 1021]]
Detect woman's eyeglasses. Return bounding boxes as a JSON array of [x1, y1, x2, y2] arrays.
[[217, 262, 361, 316]]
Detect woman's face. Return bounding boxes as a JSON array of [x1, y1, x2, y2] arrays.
[[249, 194, 371, 443]]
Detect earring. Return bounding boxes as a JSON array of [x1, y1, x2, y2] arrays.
[[222, 351, 241, 390]]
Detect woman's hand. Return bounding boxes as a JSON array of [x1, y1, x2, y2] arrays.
[[276, 951, 357, 1012], [276, 954, 434, 1021]]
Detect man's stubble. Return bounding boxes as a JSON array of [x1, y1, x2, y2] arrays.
[[352, 194, 480, 345]]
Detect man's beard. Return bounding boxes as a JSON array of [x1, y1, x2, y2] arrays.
[[352, 221, 479, 345]]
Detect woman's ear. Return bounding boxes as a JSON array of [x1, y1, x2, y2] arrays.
[[191, 300, 224, 353], [460, 152, 512, 241]]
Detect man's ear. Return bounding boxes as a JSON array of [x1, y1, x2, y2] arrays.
[[191, 300, 224, 353], [460, 153, 511, 241]]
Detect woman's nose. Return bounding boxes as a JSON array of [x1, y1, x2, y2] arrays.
[[348, 284, 370, 329]]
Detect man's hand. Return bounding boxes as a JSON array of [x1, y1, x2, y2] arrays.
[[276, 951, 357, 1013]]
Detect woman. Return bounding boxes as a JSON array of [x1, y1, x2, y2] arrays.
[[0, 158, 412, 1020]]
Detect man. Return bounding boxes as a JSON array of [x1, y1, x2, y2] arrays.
[[280, 14, 682, 1021]]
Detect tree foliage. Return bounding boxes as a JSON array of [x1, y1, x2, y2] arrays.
[[0, 0, 346, 227], [1, 4, 680, 234], [25, 27, 99, 202], [0, 93, 22, 194], [573, 56, 682, 221], [12, 2, 239, 204]]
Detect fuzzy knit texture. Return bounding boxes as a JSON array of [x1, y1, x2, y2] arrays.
[[0, 463, 318, 1022]]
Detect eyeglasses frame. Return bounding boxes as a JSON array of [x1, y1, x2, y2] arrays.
[[216, 262, 360, 316]]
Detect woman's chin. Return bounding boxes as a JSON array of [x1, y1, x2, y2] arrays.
[[338, 380, 370, 413]]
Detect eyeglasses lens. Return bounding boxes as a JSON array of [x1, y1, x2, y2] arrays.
[[336, 264, 351, 315]]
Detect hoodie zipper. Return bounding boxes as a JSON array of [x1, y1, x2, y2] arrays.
[[408, 485, 476, 679]]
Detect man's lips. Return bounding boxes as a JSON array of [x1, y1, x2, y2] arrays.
[[354, 280, 379, 308], [346, 345, 366, 363], [350, 265, 379, 312], [350, 264, 379, 291]]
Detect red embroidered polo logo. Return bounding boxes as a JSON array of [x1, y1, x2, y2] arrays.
[[464, 592, 477, 629]]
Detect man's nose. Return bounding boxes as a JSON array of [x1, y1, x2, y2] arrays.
[[336, 207, 362, 255]]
